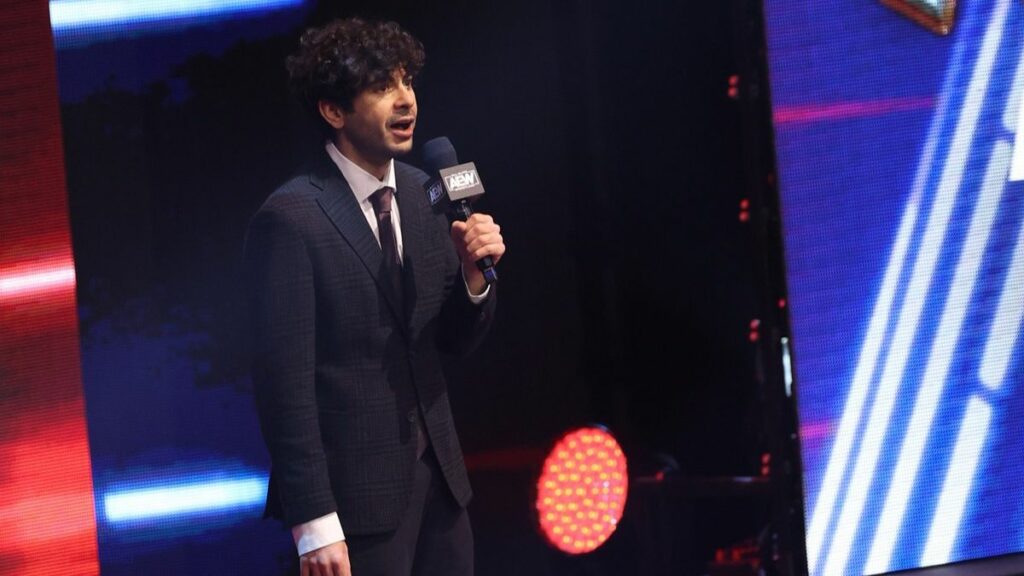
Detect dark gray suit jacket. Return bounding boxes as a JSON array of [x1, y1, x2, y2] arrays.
[[243, 150, 495, 534]]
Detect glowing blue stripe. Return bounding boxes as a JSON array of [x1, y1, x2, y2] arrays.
[[104, 476, 268, 522], [49, 0, 303, 32], [865, 139, 1013, 574], [820, 2, 1012, 573], [921, 398, 992, 565]]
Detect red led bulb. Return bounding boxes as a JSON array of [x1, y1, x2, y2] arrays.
[[535, 427, 628, 554]]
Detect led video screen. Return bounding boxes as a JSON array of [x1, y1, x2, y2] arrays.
[[25, 1, 314, 573], [765, 1, 1024, 574]]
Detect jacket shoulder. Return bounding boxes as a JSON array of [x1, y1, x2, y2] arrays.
[[255, 172, 320, 217], [395, 160, 430, 188]]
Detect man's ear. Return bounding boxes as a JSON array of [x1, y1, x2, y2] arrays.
[[318, 99, 345, 130]]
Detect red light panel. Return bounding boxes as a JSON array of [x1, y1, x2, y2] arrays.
[[0, 3, 99, 574], [535, 427, 628, 554]]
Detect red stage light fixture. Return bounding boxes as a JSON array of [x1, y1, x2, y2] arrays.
[[535, 426, 628, 554]]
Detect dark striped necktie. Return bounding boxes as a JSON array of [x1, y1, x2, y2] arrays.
[[370, 187, 404, 303]]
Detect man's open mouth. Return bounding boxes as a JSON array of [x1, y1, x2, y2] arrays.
[[390, 118, 415, 132]]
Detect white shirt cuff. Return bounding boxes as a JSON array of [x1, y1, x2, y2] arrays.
[[292, 512, 345, 556], [463, 271, 491, 304]]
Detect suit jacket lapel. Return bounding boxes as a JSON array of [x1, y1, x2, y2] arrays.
[[311, 152, 407, 327], [395, 166, 428, 329]]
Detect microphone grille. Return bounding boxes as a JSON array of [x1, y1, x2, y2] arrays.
[[423, 136, 459, 172]]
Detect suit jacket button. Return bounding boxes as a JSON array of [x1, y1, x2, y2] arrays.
[[407, 411, 417, 423]]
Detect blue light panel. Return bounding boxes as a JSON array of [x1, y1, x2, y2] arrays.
[[103, 474, 268, 523], [50, 0, 304, 32], [765, 0, 1024, 573]]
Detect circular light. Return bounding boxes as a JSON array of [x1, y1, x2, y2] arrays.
[[535, 426, 628, 554]]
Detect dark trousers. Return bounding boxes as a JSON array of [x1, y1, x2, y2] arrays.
[[344, 447, 473, 576]]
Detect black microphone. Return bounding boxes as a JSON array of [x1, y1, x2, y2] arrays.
[[423, 136, 498, 285]]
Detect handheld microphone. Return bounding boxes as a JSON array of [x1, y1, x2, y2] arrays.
[[423, 136, 498, 285]]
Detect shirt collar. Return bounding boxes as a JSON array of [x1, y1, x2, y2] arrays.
[[325, 140, 396, 204]]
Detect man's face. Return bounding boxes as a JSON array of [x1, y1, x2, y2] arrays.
[[335, 69, 417, 175]]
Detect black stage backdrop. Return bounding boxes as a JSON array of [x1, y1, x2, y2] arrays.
[[57, 1, 767, 574]]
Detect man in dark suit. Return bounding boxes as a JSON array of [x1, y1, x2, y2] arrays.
[[243, 17, 504, 576]]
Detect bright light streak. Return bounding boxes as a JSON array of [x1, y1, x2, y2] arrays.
[[1010, 84, 1024, 181], [104, 476, 267, 522], [865, 140, 1012, 574], [781, 337, 793, 397], [1010, 45, 1024, 182], [49, 0, 304, 32], [0, 266, 76, 299], [921, 398, 992, 565], [820, 3, 1011, 573]]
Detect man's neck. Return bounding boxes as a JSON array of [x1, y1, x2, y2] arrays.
[[334, 138, 389, 180]]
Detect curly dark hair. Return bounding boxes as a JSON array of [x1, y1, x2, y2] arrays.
[[286, 17, 425, 130]]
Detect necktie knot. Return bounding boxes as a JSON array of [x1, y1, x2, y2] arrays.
[[371, 187, 393, 216]]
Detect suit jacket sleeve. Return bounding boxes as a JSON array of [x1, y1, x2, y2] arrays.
[[243, 204, 336, 528], [437, 248, 498, 359]]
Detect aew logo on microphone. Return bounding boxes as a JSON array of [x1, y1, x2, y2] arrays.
[[426, 179, 445, 206], [439, 162, 485, 201], [446, 169, 478, 191]]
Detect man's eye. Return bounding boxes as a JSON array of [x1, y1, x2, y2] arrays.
[[403, 76, 415, 87]]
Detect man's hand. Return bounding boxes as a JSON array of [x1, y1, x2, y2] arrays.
[[300, 540, 351, 576], [450, 212, 505, 295]]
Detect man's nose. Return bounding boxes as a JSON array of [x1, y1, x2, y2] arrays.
[[394, 83, 415, 109]]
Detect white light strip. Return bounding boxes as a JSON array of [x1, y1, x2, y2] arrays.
[[104, 476, 267, 521], [49, 0, 302, 31], [865, 140, 1012, 574], [0, 266, 76, 299], [821, 3, 1011, 573], [979, 211, 1024, 389], [920, 398, 992, 565], [1010, 55, 1024, 181], [803, 36, 956, 574]]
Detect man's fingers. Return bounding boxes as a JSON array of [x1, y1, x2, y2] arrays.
[[459, 224, 502, 246], [316, 560, 334, 576], [451, 214, 504, 270], [464, 232, 504, 254], [470, 244, 505, 264], [461, 220, 499, 239], [328, 554, 344, 576], [336, 552, 352, 576], [467, 213, 493, 226], [450, 214, 495, 235]]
